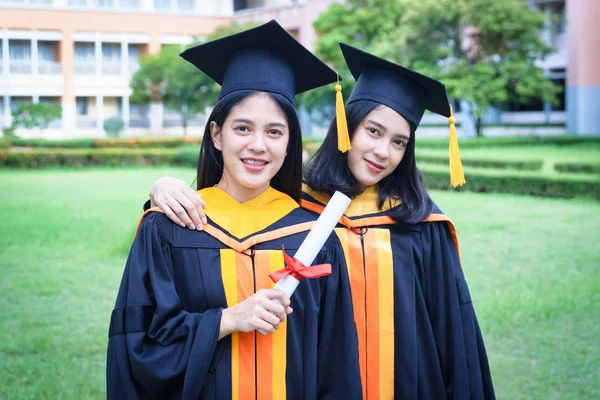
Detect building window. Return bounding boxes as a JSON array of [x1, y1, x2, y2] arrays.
[[9, 40, 32, 74], [119, 0, 139, 7], [177, 0, 193, 10], [92, 0, 113, 6], [74, 42, 95, 74], [102, 43, 121, 74], [76, 97, 89, 116], [74, 42, 94, 61], [68, 0, 87, 5], [154, 0, 170, 9], [30, 0, 53, 4]]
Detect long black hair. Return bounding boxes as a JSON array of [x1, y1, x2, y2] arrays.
[[304, 100, 434, 224], [197, 90, 303, 202]]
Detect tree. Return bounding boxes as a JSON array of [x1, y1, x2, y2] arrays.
[[130, 22, 256, 135], [297, 0, 406, 124], [307, 0, 559, 136], [7, 102, 62, 136]]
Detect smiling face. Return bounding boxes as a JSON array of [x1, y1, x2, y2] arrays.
[[346, 105, 412, 187], [210, 92, 290, 203]]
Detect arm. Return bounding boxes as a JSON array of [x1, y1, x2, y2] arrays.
[[106, 213, 221, 399], [145, 177, 207, 230], [422, 222, 496, 399], [107, 213, 292, 399]]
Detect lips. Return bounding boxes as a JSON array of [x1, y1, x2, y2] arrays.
[[242, 158, 268, 172], [365, 159, 385, 173]]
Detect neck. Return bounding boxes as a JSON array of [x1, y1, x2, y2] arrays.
[[216, 175, 269, 204]]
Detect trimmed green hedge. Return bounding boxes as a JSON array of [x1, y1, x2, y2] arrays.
[[0, 148, 178, 168], [8, 137, 202, 149], [554, 162, 600, 175], [418, 156, 543, 171], [422, 168, 600, 200], [416, 135, 600, 149], [2, 147, 598, 201]]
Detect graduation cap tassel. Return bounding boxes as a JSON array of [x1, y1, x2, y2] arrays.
[[335, 75, 351, 153], [448, 105, 466, 187]]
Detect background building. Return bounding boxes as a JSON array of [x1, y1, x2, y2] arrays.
[[1, 0, 598, 138]]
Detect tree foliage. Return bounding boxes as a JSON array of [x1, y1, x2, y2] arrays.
[[305, 0, 559, 135], [130, 22, 256, 134], [9, 102, 62, 134]]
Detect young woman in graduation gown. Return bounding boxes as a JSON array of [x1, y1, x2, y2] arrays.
[[146, 43, 495, 399], [106, 22, 362, 400]]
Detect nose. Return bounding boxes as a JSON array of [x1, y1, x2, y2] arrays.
[[247, 132, 267, 153], [372, 142, 390, 161]]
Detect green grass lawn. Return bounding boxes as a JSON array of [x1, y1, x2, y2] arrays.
[[1, 167, 599, 399]]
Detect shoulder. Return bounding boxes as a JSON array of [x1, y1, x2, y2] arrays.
[[137, 211, 175, 244]]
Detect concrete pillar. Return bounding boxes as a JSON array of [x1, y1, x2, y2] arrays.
[[2, 95, 11, 128], [122, 95, 130, 131], [2, 31, 10, 77], [95, 40, 102, 75], [149, 101, 164, 135], [61, 29, 76, 132], [31, 35, 39, 75], [566, 0, 600, 135], [121, 41, 128, 76], [96, 95, 104, 130]]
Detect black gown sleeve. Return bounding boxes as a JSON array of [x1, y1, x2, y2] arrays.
[[106, 212, 223, 400], [421, 222, 496, 399], [317, 235, 363, 400]]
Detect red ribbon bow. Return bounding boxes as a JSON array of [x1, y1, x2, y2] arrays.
[[269, 245, 332, 283]]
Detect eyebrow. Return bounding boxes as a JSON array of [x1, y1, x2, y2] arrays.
[[231, 118, 288, 128], [366, 119, 410, 140]]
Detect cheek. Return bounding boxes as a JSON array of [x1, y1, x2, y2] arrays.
[[268, 137, 289, 160], [388, 148, 406, 170]]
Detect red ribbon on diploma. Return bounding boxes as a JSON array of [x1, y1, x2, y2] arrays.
[[269, 245, 332, 283]]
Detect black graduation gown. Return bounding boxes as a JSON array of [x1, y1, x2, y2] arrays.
[[302, 186, 495, 400], [107, 187, 362, 400]]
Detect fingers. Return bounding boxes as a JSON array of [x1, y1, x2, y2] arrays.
[[263, 289, 291, 309], [159, 202, 186, 228], [174, 193, 203, 230], [163, 196, 196, 230], [183, 190, 207, 227], [257, 309, 281, 331]]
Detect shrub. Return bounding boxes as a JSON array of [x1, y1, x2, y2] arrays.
[[554, 162, 600, 175], [103, 117, 125, 138], [417, 157, 543, 171], [0, 148, 178, 168], [416, 135, 600, 149], [421, 168, 600, 201]]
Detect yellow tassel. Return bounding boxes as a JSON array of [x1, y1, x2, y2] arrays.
[[335, 77, 351, 153], [448, 105, 466, 187]]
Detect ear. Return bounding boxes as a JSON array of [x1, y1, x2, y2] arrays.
[[210, 121, 222, 151]]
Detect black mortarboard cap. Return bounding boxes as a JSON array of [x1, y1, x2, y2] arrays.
[[180, 20, 339, 106], [340, 42, 451, 128]]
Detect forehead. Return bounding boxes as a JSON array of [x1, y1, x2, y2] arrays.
[[227, 92, 287, 122], [364, 105, 410, 132]]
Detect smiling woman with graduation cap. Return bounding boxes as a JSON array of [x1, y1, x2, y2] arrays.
[[148, 42, 496, 399], [106, 22, 362, 400]]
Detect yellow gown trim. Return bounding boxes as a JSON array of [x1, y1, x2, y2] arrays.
[[198, 186, 299, 239]]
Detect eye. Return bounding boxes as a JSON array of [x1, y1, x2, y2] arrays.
[[367, 127, 380, 136], [267, 129, 283, 136], [235, 125, 250, 133], [393, 139, 406, 148]]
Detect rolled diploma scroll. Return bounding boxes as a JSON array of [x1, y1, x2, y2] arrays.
[[258, 191, 352, 335]]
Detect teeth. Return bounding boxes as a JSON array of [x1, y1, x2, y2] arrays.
[[243, 159, 267, 166]]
